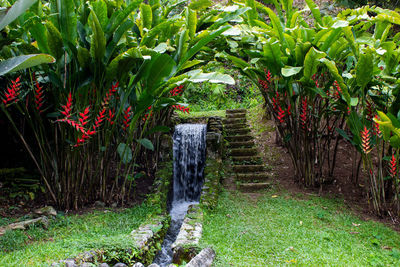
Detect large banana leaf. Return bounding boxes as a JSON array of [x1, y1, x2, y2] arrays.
[[0, 54, 55, 76], [0, 0, 37, 31], [356, 48, 373, 89], [106, 0, 142, 35], [178, 25, 231, 71], [89, 10, 106, 63], [303, 47, 326, 80]]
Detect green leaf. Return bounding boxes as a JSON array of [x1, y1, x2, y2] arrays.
[[137, 138, 154, 151], [189, 0, 212, 10], [264, 7, 286, 48], [92, 0, 108, 31], [107, 0, 142, 35], [144, 53, 176, 92], [178, 25, 231, 70], [140, 3, 152, 30], [89, 10, 106, 63], [117, 143, 133, 164], [58, 0, 77, 44], [0, 0, 37, 31], [187, 71, 235, 84], [45, 21, 63, 60], [0, 54, 55, 76], [303, 47, 326, 80], [186, 7, 197, 39], [144, 125, 170, 136], [281, 66, 302, 77], [304, 0, 323, 26], [356, 48, 373, 89]]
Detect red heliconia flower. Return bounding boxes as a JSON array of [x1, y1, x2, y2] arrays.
[[389, 154, 397, 178], [57, 118, 87, 134], [300, 98, 308, 130], [2, 77, 21, 105], [94, 107, 106, 130], [170, 85, 184, 96], [287, 104, 292, 116], [361, 126, 372, 154], [74, 133, 90, 147], [34, 79, 45, 113], [79, 106, 90, 127], [123, 106, 132, 131], [60, 92, 73, 118], [277, 106, 285, 123], [266, 70, 272, 82], [373, 115, 382, 137], [102, 82, 119, 107], [107, 108, 116, 125]]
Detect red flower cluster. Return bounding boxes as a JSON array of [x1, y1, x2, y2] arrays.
[[79, 106, 90, 127], [333, 81, 342, 99], [373, 115, 382, 137], [107, 108, 116, 125], [172, 104, 190, 113], [300, 98, 308, 130], [102, 82, 118, 107], [123, 106, 132, 131], [143, 106, 153, 122], [258, 70, 272, 92], [389, 154, 397, 178], [60, 92, 73, 118], [170, 85, 184, 96], [2, 77, 21, 105], [361, 126, 372, 154], [366, 100, 374, 121], [34, 79, 45, 113]]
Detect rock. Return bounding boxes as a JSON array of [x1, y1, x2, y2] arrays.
[[34, 206, 57, 217], [0, 216, 49, 235], [132, 263, 144, 267], [112, 263, 127, 267], [98, 264, 110, 267], [147, 264, 160, 267], [65, 260, 77, 267], [79, 263, 93, 267], [186, 248, 215, 267], [94, 201, 106, 208], [110, 202, 118, 208]]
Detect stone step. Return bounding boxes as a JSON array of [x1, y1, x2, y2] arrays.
[[230, 148, 258, 157], [225, 135, 253, 142], [225, 128, 251, 136], [231, 156, 263, 164], [233, 165, 265, 173], [228, 141, 255, 148], [226, 109, 247, 114], [239, 182, 271, 191], [236, 173, 271, 182], [226, 113, 246, 119], [224, 123, 248, 130], [223, 118, 246, 125]]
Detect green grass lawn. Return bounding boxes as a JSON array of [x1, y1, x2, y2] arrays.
[[177, 109, 226, 119], [201, 189, 400, 266], [0, 203, 157, 266]]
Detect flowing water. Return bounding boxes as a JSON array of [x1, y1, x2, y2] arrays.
[[153, 124, 207, 267]]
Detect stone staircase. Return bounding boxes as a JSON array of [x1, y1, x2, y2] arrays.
[[223, 109, 271, 191]]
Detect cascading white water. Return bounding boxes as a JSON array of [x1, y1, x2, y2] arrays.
[[153, 124, 207, 267]]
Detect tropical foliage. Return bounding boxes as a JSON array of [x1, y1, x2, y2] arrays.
[[221, 0, 400, 216], [0, 0, 241, 209]]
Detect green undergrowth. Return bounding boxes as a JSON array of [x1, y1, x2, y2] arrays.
[[177, 109, 226, 119], [201, 189, 400, 266], [0, 204, 157, 266]]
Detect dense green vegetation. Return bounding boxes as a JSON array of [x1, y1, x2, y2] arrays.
[[201, 190, 400, 266], [0, 203, 156, 266]]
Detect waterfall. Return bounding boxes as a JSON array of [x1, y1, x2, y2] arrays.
[[153, 124, 207, 267]]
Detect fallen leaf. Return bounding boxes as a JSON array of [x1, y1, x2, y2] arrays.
[[349, 232, 359, 234], [352, 223, 361, 227], [299, 221, 303, 225], [271, 195, 278, 198], [226, 214, 232, 218], [382, 246, 392, 250]]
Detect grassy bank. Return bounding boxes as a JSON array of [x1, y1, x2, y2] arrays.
[[0, 204, 157, 266], [201, 189, 400, 266]]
